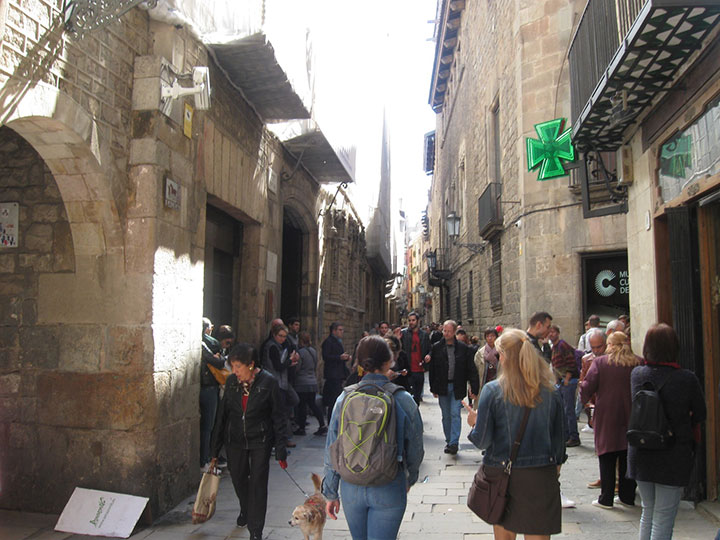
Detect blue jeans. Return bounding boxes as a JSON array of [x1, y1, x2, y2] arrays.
[[637, 480, 683, 540], [340, 470, 407, 540], [199, 385, 219, 466], [557, 378, 579, 441], [438, 383, 462, 446]]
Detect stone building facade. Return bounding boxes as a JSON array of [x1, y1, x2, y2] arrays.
[[0, 1, 387, 516], [426, 0, 626, 342]]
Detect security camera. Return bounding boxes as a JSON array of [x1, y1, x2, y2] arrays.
[[514, 219, 522, 228], [160, 66, 212, 113]]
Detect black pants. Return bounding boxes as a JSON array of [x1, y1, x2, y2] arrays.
[[410, 371, 425, 404], [598, 450, 636, 506], [227, 444, 272, 535], [323, 378, 344, 421], [296, 391, 325, 430]]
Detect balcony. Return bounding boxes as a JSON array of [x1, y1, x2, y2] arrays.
[[568, 0, 720, 153], [478, 182, 503, 239]]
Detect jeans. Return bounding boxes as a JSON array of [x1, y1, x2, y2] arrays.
[[409, 371, 425, 404], [340, 469, 407, 540], [199, 385, 219, 466], [227, 444, 272, 537], [557, 378, 579, 441], [637, 480, 684, 540], [438, 383, 462, 446], [598, 450, 635, 506]]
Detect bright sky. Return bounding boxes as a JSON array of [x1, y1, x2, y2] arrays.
[[312, 0, 439, 228]]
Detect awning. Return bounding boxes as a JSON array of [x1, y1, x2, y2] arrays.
[[267, 120, 355, 184], [571, 1, 720, 153]]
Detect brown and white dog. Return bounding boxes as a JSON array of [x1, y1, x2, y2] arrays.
[[289, 473, 326, 540]]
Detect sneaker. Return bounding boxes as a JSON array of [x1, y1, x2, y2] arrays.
[[566, 439, 581, 447], [561, 493, 576, 508], [314, 426, 328, 436], [592, 499, 614, 509], [581, 424, 594, 433], [293, 429, 306, 436], [614, 496, 635, 508], [587, 479, 601, 489], [447, 444, 458, 455], [216, 457, 227, 468], [443, 445, 451, 454], [236, 514, 247, 527]]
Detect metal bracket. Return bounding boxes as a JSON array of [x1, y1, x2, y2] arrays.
[[452, 241, 487, 254], [63, 0, 158, 39]]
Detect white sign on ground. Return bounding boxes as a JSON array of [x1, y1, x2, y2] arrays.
[[55, 487, 149, 538]]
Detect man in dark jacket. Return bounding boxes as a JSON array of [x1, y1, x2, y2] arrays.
[[401, 311, 431, 404], [429, 319, 479, 454], [321, 322, 350, 422]]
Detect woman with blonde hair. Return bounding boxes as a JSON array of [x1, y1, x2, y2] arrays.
[[581, 330, 641, 509], [465, 328, 566, 539]]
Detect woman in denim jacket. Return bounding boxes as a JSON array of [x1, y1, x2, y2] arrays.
[[322, 335, 425, 540], [466, 328, 566, 539]]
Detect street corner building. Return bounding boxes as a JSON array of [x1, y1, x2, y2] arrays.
[[0, 0, 391, 517]]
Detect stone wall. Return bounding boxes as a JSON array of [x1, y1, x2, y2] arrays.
[[429, 0, 628, 344]]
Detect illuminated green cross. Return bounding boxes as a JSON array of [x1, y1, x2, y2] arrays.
[[526, 118, 575, 181]]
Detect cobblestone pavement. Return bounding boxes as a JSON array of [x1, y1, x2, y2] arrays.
[[3, 377, 719, 539]]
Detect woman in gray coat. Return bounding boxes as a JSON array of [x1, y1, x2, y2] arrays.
[[293, 331, 327, 436]]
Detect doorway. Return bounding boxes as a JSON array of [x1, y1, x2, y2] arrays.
[[203, 205, 242, 330], [281, 209, 304, 321]]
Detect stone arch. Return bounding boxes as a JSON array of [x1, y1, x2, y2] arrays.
[[2, 83, 124, 261]]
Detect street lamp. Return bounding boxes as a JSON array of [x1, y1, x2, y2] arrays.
[[426, 250, 437, 272], [446, 211, 487, 254]]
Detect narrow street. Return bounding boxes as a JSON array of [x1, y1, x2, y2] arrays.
[[3, 377, 719, 540]]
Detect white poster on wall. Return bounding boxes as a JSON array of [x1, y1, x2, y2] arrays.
[[55, 487, 149, 538], [0, 202, 19, 248]]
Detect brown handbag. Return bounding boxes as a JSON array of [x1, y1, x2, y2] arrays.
[[467, 407, 530, 524], [207, 363, 230, 385]]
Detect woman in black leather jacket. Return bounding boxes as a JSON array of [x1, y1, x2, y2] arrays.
[[211, 343, 288, 540]]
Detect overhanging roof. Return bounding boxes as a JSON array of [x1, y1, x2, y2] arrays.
[[209, 34, 311, 121], [571, 1, 720, 152], [268, 120, 355, 184], [428, 0, 465, 112]]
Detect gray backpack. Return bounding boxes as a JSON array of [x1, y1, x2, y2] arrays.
[[329, 381, 403, 486]]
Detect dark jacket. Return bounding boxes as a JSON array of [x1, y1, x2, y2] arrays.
[[322, 334, 347, 380], [627, 365, 706, 486], [294, 346, 319, 392], [401, 327, 431, 372], [428, 338, 479, 400], [210, 369, 287, 461], [201, 333, 225, 387], [263, 339, 291, 391], [391, 350, 412, 391]]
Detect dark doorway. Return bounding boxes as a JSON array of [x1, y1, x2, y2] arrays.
[[281, 210, 304, 322], [204, 205, 242, 330]]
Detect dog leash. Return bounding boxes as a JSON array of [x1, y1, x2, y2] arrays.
[[283, 467, 310, 498]]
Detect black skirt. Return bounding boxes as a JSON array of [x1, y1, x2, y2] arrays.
[[487, 464, 561, 535]]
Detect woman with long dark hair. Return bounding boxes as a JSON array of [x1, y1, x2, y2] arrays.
[[322, 335, 424, 539], [628, 323, 706, 539], [466, 328, 566, 539]]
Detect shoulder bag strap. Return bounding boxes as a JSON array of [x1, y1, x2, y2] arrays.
[[506, 407, 531, 473]]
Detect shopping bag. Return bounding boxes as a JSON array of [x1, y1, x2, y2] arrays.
[[192, 460, 221, 524]]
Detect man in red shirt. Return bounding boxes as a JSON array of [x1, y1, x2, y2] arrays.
[[401, 311, 431, 404]]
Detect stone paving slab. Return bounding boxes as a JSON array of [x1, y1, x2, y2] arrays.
[[2, 378, 720, 539]]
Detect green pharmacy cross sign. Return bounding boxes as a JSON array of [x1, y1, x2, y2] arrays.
[[526, 118, 575, 181]]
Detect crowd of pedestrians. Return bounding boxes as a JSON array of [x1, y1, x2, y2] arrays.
[[197, 310, 707, 540]]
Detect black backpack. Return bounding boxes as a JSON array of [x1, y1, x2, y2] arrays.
[[627, 371, 674, 449]]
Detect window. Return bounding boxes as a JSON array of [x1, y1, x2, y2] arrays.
[[659, 93, 720, 203], [467, 271, 474, 319], [456, 279, 462, 321], [489, 238, 502, 310]]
